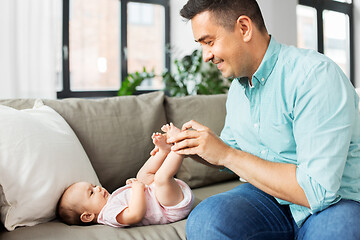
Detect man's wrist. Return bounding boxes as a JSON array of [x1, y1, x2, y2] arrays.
[[220, 146, 240, 169]]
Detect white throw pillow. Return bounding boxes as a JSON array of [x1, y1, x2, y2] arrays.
[[0, 100, 100, 230]]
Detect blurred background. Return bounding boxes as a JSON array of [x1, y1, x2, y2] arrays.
[[0, 0, 358, 99]]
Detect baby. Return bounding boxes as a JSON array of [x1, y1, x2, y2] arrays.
[[57, 123, 194, 227]]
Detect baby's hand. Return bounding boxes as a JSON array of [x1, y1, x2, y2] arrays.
[[126, 178, 145, 189], [126, 178, 137, 185]]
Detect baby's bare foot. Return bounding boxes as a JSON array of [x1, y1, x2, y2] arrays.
[[152, 132, 171, 152], [161, 122, 181, 139]]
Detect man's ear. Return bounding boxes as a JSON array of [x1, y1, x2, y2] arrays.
[[80, 212, 95, 223], [236, 15, 253, 42]]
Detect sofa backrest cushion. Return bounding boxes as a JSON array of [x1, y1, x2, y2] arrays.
[[42, 92, 167, 192], [165, 94, 237, 188]]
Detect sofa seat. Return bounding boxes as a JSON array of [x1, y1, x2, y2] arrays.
[[0, 180, 241, 240], [0, 92, 238, 239]]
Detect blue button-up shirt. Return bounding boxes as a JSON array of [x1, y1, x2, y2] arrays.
[[220, 37, 360, 226]]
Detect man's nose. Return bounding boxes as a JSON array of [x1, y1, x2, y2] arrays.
[[202, 47, 214, 63]]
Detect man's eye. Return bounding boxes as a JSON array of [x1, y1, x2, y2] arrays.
[[90, 191, 93, 196]]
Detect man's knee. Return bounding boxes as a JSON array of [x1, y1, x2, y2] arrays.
[[299, 200, 360, 240], [186, 194, 230, 239], [186, 188, 257, 239], [186, 184, 295, 240], [187, 195, 223, 224]]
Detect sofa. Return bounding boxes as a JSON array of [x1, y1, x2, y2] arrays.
[[0, 91, 241, 240]]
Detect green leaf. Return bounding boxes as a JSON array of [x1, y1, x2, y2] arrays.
[[118, 69, 155, 96], [119, 49, 232, 96]]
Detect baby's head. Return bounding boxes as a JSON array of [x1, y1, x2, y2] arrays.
[[57, 182, 110, 225]]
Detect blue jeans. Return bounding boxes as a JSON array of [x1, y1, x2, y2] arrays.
[[186, 183, 360, 240]]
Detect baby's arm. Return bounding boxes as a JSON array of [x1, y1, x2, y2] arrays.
[[116, 179, 146, 225]]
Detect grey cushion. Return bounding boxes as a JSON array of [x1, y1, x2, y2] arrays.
[[0, 99, 35, 109], [165, 94, 237, 188]]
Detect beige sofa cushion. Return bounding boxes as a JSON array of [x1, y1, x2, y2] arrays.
[[165, 94, 237, 188], [0, 99, 35, 110]]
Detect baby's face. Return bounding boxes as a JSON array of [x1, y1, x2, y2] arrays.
[[67, 182, 110, 215]]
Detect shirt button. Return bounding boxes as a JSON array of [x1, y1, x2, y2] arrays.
[[254, 123, 259, 128], [261, 77, 265, 82], [261, 150, 266, 155]]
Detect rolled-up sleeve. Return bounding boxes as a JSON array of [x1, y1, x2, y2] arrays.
[[293, 61, 356, 215]]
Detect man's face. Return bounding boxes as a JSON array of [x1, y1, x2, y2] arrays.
[[67, 182, 110, 216], [191, 11, 249, 79]]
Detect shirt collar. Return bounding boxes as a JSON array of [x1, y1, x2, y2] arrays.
[[236, 36, 281, 88], [237, 77, 248, 88], [252, 36, 281, 86]]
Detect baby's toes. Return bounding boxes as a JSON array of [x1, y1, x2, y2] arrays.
[[161, 124, 170, 132], [153, 136, 159, 144], [152, 132, 160, 139]]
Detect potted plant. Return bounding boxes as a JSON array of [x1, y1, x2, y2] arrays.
[[118, 49, 232, 96]]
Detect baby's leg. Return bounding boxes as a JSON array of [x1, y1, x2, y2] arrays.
[[136, 133, 171, 185], [154, 123, 184, 206]]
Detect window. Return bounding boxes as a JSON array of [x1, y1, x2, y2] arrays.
[[58, 0, 170, 98], [297, 0, 354, 84]]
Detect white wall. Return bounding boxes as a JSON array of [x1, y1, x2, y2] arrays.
[[169, 0, 297, 61], [169, 0, 198, 60], [257, 0, 297, 46]]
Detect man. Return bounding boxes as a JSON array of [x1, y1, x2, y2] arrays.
[[167, 0, 360, 239]]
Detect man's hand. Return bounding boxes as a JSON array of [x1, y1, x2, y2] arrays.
[[167, 120, 232, 167]]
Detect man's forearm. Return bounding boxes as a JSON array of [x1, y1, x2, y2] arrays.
[[222, 148, 310, 208], [188, 154, 224, 169], [169, 120, 309, 208]]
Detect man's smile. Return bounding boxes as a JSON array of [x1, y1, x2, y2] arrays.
[[212, 58, 224, 70]]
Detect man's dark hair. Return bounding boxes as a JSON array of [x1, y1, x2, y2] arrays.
[[180, 0, 267, 32]]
